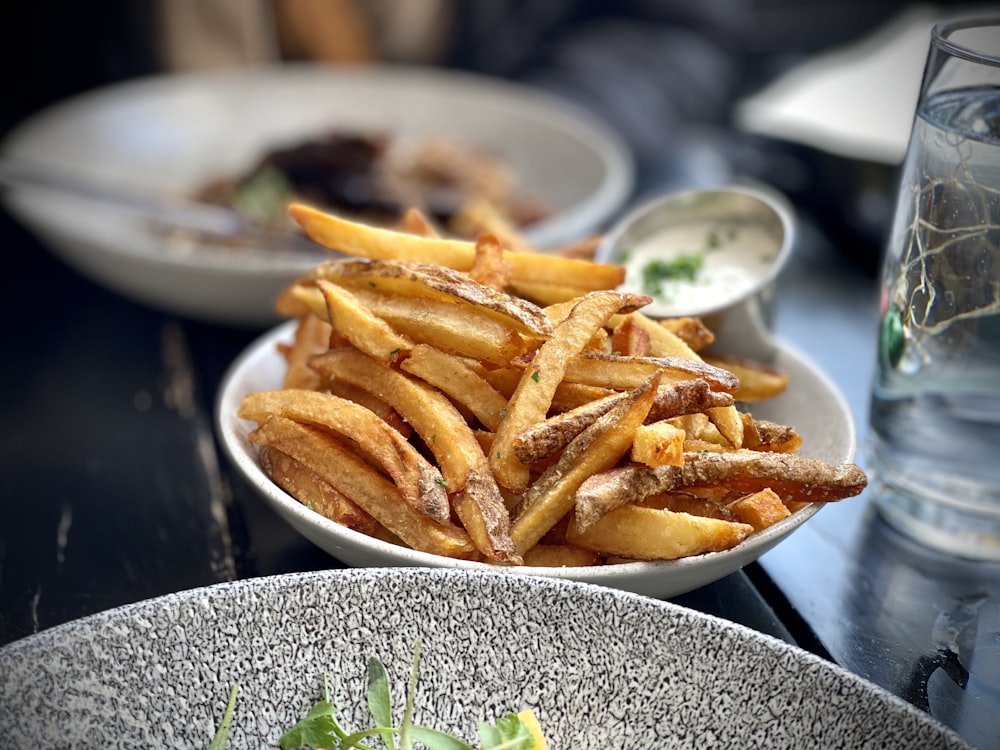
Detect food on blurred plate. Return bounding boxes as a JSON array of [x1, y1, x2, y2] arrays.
[[194, 130, 550, 241], [209, 642, 548, 749], [236, 201, 867, 566]]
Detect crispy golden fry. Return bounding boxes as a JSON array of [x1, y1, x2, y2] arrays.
[[481, 367, 615, 413], [610, 316, 651, 356], [567, 504, 754, 560], [400, 344, 509, 431], [703, 353, 790, 402], [557, 352, 740, 393], [509, 371, 661, 555], [286, 258, 553, 338], [308, 348, 518, 563], [637, 491, 735, 521], [521, 543, 600, 567], [396, 207, 442, 237], [451, 194, 535, 255], [239, 389, 451, 524], [554, 234, 602, 261], [258, 444, 380, 536], [511, 379, 732, 465], [631, 421, 686, 467], [660, 317, 715, 352], [574, 451, 869, 523], [707, 404, 745, 449], [289, 202, 626, 290], [623, 311, 745, 448], [316, 279, 412, 364], [279, 315, 334, 391], [325, 379, 412, 438], [507, 280, 595, 306], [611, 312, 700, 359], [727, 488, 791, 531], [743, 419, 803, 453], [469, 233, 513, 291], [286, 284, 529, 366], [489, 291, 650, 493], [251, 416, 476, 559]]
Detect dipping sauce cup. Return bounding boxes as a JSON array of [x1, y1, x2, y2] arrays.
[[596, 184, 795, 359]]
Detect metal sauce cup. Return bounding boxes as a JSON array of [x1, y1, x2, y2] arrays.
[[596, 184, 795, 359]]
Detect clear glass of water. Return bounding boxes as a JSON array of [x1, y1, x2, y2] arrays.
[[869, 17, 1000, 559]]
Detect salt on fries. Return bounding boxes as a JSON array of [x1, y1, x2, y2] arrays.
[[238, 202, 867, 566]]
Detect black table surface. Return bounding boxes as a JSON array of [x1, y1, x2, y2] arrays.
[[0, 201, 997, 749]]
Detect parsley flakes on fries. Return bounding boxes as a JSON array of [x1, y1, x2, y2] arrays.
[[238, 201, 867, 566]]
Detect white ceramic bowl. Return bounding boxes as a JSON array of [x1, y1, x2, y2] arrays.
[[0, 568, 969, 748], [1, 64, 634, 326], [216, 320, 858, 600]]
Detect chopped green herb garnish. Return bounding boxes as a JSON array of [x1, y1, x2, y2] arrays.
[[499, 407, 508, 419], [641, 253, 704, 297], [435, 476, 448, 488], [530, 371, 541, 383], [706, 230, 720, 249]]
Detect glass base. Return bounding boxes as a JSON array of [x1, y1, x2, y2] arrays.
[[873, 479, 1000, 561]]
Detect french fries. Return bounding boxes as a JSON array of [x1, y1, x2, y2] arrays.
[[236, 204, 868, 568]]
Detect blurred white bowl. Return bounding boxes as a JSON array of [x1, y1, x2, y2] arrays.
[[1, 64, 634, 326], [216, 319, 858, 600]]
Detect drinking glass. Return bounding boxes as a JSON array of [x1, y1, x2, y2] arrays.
[[868, 17, 1000, 559]]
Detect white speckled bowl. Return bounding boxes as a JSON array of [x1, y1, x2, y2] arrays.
[[216, 320, 858, 600], [0, 568, 969, 748]]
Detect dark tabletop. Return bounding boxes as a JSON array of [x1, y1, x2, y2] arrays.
[[0, 179, 997, 749]]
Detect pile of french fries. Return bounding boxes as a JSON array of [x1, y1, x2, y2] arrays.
[[238, 201, 867, 567]]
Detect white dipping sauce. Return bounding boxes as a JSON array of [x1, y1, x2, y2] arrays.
[[619, 220, 779, 316]]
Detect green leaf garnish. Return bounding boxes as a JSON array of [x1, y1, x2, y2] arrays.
[[366, 657, 396, 750], [207, 684, 238, 750], [479, 713, 535, 749]]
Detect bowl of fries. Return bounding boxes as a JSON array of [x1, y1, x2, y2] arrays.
[[1, 64, 633, 325], [216, 202, 866, 599]]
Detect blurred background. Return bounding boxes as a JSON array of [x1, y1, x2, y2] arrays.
[[0, 0, 980, 274]]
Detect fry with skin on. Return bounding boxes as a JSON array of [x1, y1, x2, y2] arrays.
[[469, 233, 513, 291], [316, 279, 412, 364], [703, 353, 791, 402], [489, 290, 651, 493], [556, 352, 740, 393], [283, 284, 530, 366], [289, 202, 626, 291], [573, 450, 869, 531], [239, 389, 451, 525], [400, 344, 509, 431], [279, 314, 335, 391], [250, 416, 477, 559], [660, 316, 715, 352], [509, 371, 661, 555], [566, 504, 754, 560], [511, 378, 733, 465], [610, 316, 651, 356], [282, 258, 554, 338], [309, 348, 519, 563], [258, 444, 380, 536]]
